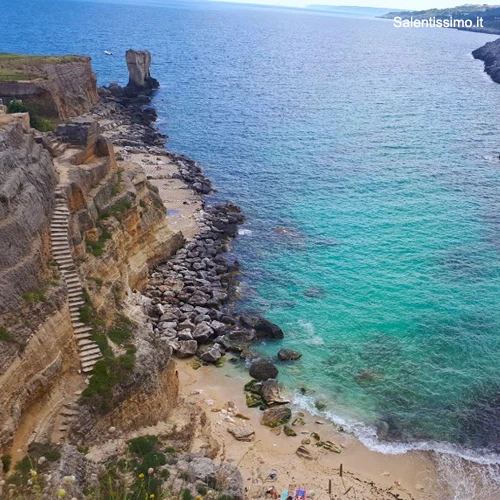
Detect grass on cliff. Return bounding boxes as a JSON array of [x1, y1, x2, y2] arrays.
[[79, 291, 136, 411], [85, 222, 112, 257], [7, 100, 56, 132], [0, 327, 12, 342], [98, 199, 133, 220], [0, 53, 84, 81]]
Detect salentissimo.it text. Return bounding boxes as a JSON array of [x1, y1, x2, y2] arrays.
[[394, 17, 484, 28]]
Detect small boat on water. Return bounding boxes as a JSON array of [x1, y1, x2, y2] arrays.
[[104, 50, 113, 56]]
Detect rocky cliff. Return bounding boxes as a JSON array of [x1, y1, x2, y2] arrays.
[[0, 113, 182, 456], [0, 55, 98, 120], [473, 38, 500, 84]]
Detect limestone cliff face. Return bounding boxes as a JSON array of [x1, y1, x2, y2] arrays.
[[0, 57, 98, 120], [58, 121, 184, 314], [0, 115, 58, 340], [0, 117, 183, 455], [0, 116, 79, 451]]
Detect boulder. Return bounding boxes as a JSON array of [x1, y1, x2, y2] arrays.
[[278, 348, 302, 361], [229, 329, 256, 344], [262, 380, 290, 406], [192, 322, 214, 343], [254, 317, 284, 340], [283, 425, 297, 437], [323, 441, 342, 453], [177, 329, 193, 341], [296, 446, 313, 460], [245, 393, 264, 408], [249, 361, 278, 381], [176, 340, 198, 358], [200, 345, 222, 363], [244, 379, 263, 395], [227, 426, 255, 442], [261, 406, 292, 428]]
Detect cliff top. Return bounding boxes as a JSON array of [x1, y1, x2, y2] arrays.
[[0, 53, 89, 82]]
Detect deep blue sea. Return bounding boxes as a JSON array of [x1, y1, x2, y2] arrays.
[[3, 0, 500, 496]]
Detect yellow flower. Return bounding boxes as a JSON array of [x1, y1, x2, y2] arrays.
[[138, 473, 145, 479], [30, 469, 37, 478], [57, 489, 67, 498], [149, 495, 155, 499]]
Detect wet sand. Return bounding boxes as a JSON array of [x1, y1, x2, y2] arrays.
[[177, 360, 444, 500]]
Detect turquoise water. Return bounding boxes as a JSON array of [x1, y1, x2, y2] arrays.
[[3, 0, 500, 493]]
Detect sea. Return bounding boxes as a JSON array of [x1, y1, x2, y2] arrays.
[[2, 0, 500, 497]]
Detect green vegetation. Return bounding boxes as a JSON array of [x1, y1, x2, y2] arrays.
[[21, 290, 46, 302], [182, 489, 193, 500], [88, 276, 104, 287], [85, 222, 111, 257], [108, 314, 134, 345], [111, 170, 124, 196], [1, 454, 12, 473], [7, 100, 56, 132], [0, 327, 12, 342], [197, 484, 208, 496], [80, 292, 136, 411], [6, 443, 61, 495], [128, 436, 159, 456], [0, 53, 84, 81], [139, 199, 147, 209], [98, 199, 133, 220]]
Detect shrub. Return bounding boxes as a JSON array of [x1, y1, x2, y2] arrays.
[[182, 489, 194, 500], [22, 291, 46, 302], [99, 200, 133, 219], [1, 454, 12, 473], [85, 223, 111, 257], [197, 484, 208, 495], [136, 451, 167, 475], [128, 436, 159, 457], [0, 327, 12, 342], [108, 314, 133, 345], [89, 276, 104, 287], [7, 100, 56, 131]]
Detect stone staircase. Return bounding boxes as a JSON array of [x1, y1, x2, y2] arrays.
[[47, 136, 68, 157], [57, 392, 82, 436], [50, 186, 102, 374], [35, 134, 68, 158]]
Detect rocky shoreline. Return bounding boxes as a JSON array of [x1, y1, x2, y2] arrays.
[[473, 37, 500, 85], [95, 75, 297, 408]]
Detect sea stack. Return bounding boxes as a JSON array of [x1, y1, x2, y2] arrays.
[[125, 49, 159, 95]]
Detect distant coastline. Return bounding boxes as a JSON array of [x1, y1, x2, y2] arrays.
[[380, 4, 500, 34]]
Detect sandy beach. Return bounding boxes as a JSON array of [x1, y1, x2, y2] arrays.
[[176, 360, 442, 500]]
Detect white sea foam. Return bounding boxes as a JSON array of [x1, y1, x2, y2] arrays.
[[297, 320, 324, 345], [291, 390, 500, 498], [238, 228, 252, 236]]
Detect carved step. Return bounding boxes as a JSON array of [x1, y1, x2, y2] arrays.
[[77, 338, 95, 348], [80, 347, 101, 358], [74, 326, 93, 335], [61, 407, 79, 416], [75, 335, 92, 343], [81, 357, 101, 369]]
